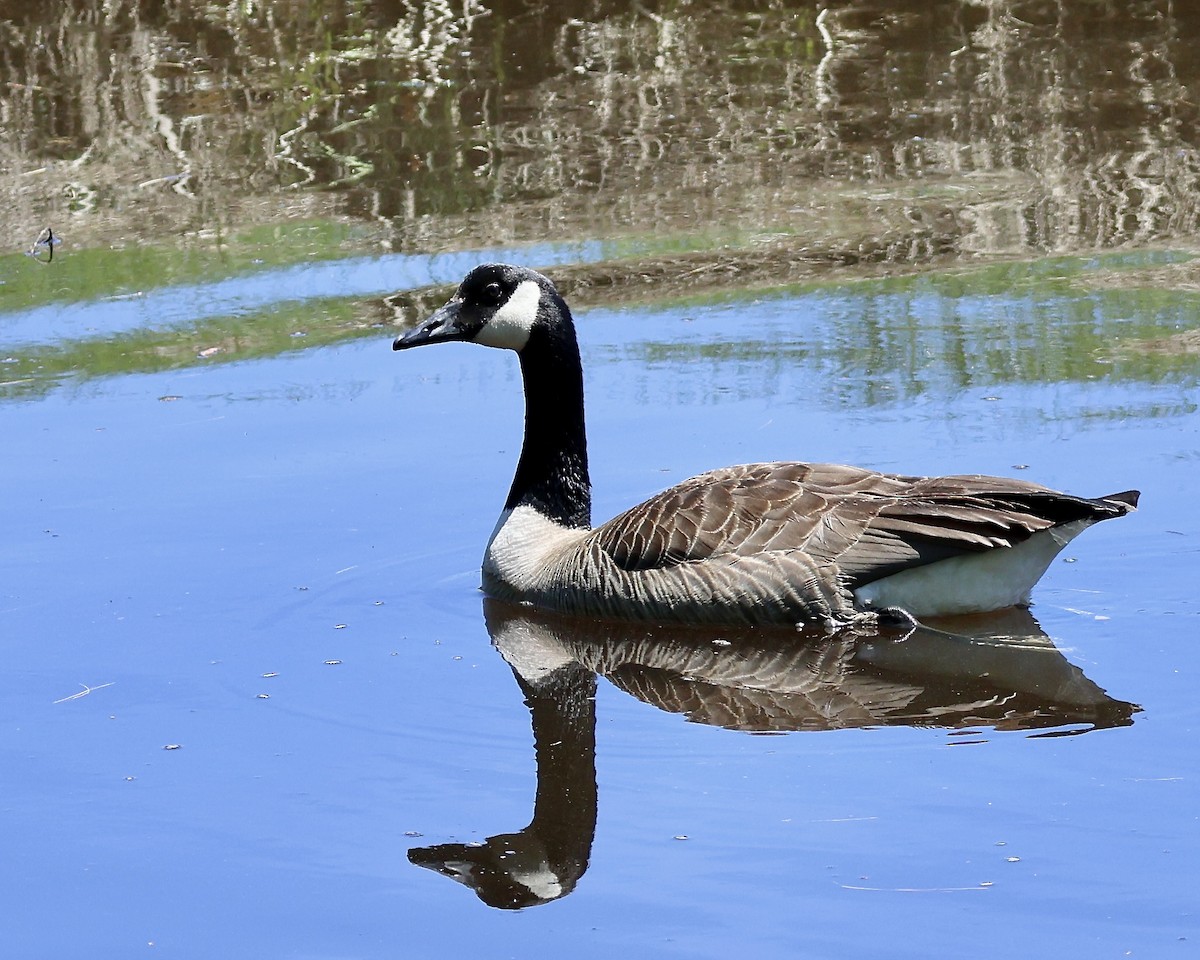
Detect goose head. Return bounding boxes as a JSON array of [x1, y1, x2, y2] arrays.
[[393, 263, 562, 354]]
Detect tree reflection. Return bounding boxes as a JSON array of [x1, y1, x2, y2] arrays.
[[2, 1, 1199, 261], [407, 598, 1136, 909]]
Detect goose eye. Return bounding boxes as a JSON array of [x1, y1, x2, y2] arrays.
[[483, 282, 503, 303]]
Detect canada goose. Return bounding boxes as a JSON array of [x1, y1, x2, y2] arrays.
[[393, 263, 1138, 628]]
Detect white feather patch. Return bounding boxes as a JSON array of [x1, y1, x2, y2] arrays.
[[510, 865, 564, 902], [491, 611, 577, 685], [483, 504, 584, 592], [853, 519, 1092, 617], [475, 279, 541, 350]]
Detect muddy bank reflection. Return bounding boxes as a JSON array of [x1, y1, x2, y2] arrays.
[[408, 600, 1135, 909]]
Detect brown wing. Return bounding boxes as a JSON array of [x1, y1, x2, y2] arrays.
[[590, 462, 1136, 588]]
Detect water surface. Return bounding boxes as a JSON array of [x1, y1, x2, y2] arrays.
[[4, 260, 1198, 957], [2, 2, 1198, 958]]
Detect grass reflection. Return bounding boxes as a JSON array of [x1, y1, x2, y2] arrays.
[[0, 298, 372, 401], [0, 221, 368, 314], [4, 251, 1197, 410]]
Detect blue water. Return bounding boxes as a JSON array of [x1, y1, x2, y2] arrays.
[[2, 262, 1197, 958]]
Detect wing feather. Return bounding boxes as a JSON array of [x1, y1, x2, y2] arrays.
[[590, 462, 1132, 589]]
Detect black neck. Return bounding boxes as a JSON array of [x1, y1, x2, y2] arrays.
[[506, 311, 592, 528]]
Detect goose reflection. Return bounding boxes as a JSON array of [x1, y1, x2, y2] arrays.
[[408, 600, 1137, 909]]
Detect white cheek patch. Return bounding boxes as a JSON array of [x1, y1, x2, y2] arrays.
[[475, 279, 541, 350]]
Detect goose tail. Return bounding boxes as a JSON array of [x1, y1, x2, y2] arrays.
[[1101, 490, 1140, 512]]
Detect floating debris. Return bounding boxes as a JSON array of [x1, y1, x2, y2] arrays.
[[53, 681, 114, 704], [26, 226, 58, 262]]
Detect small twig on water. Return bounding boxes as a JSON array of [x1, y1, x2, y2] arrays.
[[53, 681, 115, 704]]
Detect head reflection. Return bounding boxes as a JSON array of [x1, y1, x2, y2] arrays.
[[407, 601, 1136, 909]]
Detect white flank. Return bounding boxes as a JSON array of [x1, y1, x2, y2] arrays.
[[475, 279, 542, 350], [853, 519, 1092, 617], [483, 504, 584, 592]]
